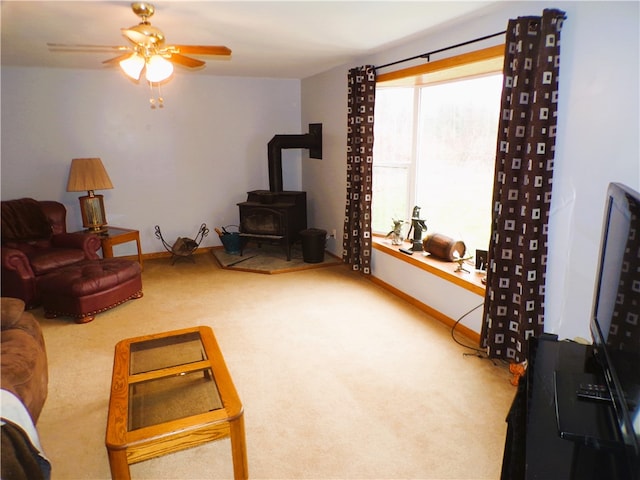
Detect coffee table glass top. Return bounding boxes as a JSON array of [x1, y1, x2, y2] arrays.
[[130, 331, 207, 374], [127, 331, 223, 431]]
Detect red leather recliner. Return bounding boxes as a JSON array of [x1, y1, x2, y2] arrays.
[[1, 198, 101, 308]]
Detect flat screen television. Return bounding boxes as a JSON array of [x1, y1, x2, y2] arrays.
[[589, 182, 640, 467]]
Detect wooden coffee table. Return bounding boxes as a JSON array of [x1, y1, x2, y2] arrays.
[[105, 326, 247, 479]]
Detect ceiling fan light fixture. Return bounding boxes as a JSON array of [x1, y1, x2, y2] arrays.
[[119, 53, 145, 80], [145, 54, 173, 83], [122, 24, 165, 48], [50, 2, 231, 106]]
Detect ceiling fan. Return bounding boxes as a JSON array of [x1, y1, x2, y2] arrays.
[[47, 2, 231, 84]]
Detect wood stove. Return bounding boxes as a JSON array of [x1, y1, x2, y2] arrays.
[[237, 124, 321, 261], [238, 191, 306, 260]]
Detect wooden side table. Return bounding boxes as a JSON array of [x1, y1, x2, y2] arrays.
[[78, 227, 143, 269]]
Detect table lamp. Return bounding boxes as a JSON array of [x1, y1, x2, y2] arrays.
[[66, 158, 114, 232]]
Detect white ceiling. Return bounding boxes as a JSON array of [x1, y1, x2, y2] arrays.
[[1, 1, 495, 79]]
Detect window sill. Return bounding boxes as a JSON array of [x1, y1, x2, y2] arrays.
[[372, 236, 486, 296]]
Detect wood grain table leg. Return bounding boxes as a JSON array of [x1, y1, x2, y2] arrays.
[[102, 240, 115, 258], [134, 234, 143, 269], [229, 413, 248, 480], [108, 448, 131, 480]]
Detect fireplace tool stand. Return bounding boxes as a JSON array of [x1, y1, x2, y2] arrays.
[[155, 223, 209, 264]]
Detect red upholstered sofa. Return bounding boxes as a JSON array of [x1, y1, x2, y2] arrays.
[[1, 297, 48, 423], [1, 297, 51, 479], [1, 198, 101, 308]]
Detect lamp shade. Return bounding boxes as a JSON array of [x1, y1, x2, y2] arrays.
[[119, 53, 145, 81], [67, 158, 114, 192], [145, 55, 173, 83]]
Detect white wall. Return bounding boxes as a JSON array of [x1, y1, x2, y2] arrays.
[[1, 67, 301, 255], [301, 69, 348, 253], [301, 1, 640, 340], [544, 1, 640, 341]]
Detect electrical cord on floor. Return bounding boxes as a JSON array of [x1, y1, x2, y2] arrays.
[[451, 302, 490, 359]]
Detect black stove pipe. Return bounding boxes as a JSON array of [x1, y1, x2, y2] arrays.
[[268, 123, 322, 192]]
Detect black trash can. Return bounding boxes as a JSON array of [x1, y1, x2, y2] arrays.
[[300, 228, 327, 263]]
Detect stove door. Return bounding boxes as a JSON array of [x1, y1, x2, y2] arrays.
[[239, 207, 286, 237]]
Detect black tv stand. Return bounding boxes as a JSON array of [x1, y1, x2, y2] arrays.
[[501, 335, 637, 480]]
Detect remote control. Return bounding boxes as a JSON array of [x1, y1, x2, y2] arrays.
[[399, 248, 413, 255], [577, 383, 612, 402]]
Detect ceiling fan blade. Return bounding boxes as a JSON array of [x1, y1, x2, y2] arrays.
[[47, 43, 128, 53], [171, 45, 231, 56], [169, 54, 206, 68], [102, 53, 135, 65]]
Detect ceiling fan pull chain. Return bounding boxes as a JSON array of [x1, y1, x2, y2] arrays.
[[157, 83, 165, 108], [148, 81, 156, 109], [147, 81, 165, 109]]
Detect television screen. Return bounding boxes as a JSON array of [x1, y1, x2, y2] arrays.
[[590, 182, 640, 460]]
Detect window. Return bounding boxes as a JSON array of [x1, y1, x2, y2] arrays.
[[373, 45, 504, 254]]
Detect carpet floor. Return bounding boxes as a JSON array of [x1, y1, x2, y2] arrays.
[[32, 254, 515, 479]]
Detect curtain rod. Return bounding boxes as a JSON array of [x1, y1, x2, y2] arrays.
[[375, 30, 506, 71]]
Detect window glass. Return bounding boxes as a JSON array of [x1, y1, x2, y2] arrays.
[[373, 54, 503, 254], [372, 88, 414, 232], [416, 74, 502, 251]]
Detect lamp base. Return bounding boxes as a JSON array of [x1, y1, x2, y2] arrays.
[[79, 194, 108, 232], [85, 226, 108, 234]]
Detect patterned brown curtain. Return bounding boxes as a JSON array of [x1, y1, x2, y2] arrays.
[[481, 9, 566, 363], [343, 65, 376, 274]]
